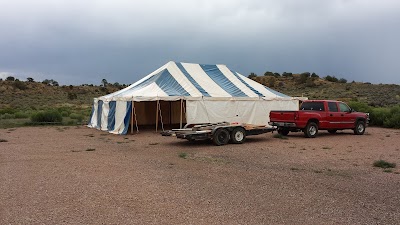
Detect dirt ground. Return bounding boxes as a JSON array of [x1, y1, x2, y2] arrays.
[[0, 126, 399, 224]]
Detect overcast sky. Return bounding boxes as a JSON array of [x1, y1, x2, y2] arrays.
[[1, 0, 399, 85]]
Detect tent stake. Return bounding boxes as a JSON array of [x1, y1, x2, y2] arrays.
[[156, 100, 159, 132], [180, 99, 183, 129]]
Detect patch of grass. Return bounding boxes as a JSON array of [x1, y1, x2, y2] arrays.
[[290, 167, 300, 171], [0, 139, 8, 142], [313, 170, 323, 173], [273, 133, 288, 139], [85, 148, 96, 151], [383, 169, 393, 173], [373, 160, 396, 168], [322, 146, 332, 150], [179, 152, 187, 159], [149, 142, 159, 145]]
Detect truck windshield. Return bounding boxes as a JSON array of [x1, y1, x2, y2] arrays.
[[300, 102, 325, 111]]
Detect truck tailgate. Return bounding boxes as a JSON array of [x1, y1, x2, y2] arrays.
[[269, 110, 298, 122]]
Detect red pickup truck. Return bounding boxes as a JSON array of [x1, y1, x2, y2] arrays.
[[269, 100, 369, 138]]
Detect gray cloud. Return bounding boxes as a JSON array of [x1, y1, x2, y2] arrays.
[[1, 0, 399, 85]]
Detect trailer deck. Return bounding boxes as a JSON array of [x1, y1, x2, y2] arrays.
[[162, 122, 276, 145]]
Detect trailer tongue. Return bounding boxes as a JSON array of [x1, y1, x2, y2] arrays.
[[161, 122, 276, 146]]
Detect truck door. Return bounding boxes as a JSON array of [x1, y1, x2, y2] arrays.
[[327, 102, 343, 129], [339, 102, 355, 128]]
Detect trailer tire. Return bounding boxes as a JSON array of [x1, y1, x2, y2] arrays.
[[213, 129, 230, 146], [278, 128, 289, 136], [230, 127, 246, 144]]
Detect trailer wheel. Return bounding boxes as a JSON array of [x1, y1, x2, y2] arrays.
[[278, 128, 289, 136], [304, 122, 318, 138], [213, 129, 230, 146], [230, 127, 246, 144]]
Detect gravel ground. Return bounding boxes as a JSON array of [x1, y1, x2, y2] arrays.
[[1, 126, 399, 224]]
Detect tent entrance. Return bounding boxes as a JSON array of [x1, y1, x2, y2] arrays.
[[129, 100, 187, 133]]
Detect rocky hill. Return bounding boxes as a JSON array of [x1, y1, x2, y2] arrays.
[[0, 76, 399, 111], [252, 74, 400, 106]]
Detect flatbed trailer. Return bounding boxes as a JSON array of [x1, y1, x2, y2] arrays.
[[161, 122, 276, 146]]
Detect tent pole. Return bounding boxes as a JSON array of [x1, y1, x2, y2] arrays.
[[156, 100, 159, 132], [180, 99, 183, 129], [131, 101, 134, 134], [133, 101, 139, 133], [169, 101, 172, 126]]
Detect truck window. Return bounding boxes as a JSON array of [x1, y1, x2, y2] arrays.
[[300, 102, 325, 111], [339, 103, 351, 112], [328, 102, 338, 112]]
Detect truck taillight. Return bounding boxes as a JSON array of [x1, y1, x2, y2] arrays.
[[294, 112, 299, 120]]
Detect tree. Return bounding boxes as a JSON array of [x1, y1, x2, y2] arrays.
[[325, 75, 338, 82], [248, 73, 257, 79], [311, 73, 319, 78], [42, 79, 59, 86], [338, 78, 347, 83], [101, 79, 108, 87], [273, 73, 281, 77], [282, 72, 292, 77], [6, 76, 15, 81], [264, 71, 274, 77], [27, 77, 34, 82]]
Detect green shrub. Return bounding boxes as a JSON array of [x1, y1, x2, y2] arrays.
[[373, 160, 396, 168], [31, 110, 62, 123], [0, 108, 16, 115], [348, 101, 371, 113], [370, 107, 390, 126], [61, 111, 70, 117], [179, 152, 187, 159], [383, 105, 400, 128], [69, 113, 83, 122], [1, 113, 15, 119], [14, 112, 29, 119]]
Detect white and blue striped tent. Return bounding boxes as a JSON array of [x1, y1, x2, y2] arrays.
[[88, 61, 299, 134]]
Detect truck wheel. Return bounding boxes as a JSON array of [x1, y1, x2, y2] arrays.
[[328, 129, 337, 134], [213, 129, 230, 146], [231, 127, 246, 144], [278, 128, 289, 136], [304, 122, 318, 138], [354, 121, 365, 135]]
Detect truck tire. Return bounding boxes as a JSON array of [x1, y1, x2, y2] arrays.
[[230, 127, 246, 144], [304, 122, 318, 138], [213, 128, 230, 146], [278, 128, 289, 136], [354, 120, 366, 135], [328, 129, 337, 134]]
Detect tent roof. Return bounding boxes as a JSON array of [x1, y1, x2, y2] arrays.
[[98, 61, 291, 101]]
